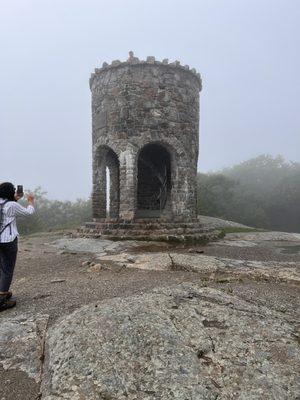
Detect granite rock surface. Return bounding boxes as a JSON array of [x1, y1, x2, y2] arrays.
[[0, 313, 49, 382], [42, 284, 300, 400]]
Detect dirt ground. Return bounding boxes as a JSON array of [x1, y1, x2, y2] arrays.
[[0, 231, 299, 399]]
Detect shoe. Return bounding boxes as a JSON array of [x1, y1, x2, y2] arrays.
[[0, 297, 16, 312], [0, 291, 12, 299]]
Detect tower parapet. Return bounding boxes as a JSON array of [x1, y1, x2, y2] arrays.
[[90, 52, 202, 90]]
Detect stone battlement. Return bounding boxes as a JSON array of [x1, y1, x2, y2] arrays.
[[90, 51, 202, 89]]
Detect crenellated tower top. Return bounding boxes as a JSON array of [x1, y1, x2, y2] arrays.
[[90, 51, 202, 90]]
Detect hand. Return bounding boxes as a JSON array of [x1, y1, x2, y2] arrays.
[[14, 194, 23, 201], [27, 194, 35, 204]]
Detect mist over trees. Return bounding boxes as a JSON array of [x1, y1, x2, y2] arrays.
[[17, 187, 92, 235], [197, 155, 300, 233], [17, 155, 300, 235]]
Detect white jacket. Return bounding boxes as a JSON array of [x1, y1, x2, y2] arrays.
[[0, 199, 35, 243]]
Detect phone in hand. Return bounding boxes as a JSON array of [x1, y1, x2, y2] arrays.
[[17, 185, 24, 197]]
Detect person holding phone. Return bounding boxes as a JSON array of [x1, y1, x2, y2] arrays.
[[0, 182, 35, 311]]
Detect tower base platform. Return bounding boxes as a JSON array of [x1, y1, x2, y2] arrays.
[[75, 218, 223, 243]]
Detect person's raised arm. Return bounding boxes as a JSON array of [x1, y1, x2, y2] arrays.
[[12, 194, 35, 217]]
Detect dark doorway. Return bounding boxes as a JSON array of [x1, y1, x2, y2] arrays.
[[137, 143, 171, 218]]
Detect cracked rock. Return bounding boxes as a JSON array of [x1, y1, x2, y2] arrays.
[[42, 284, 299, 399]]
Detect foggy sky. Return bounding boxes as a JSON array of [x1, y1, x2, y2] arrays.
[[1, 0, 299, 200]]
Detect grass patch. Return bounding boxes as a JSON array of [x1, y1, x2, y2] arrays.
[[218, 226, 267, 235]]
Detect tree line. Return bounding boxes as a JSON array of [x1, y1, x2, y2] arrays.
[[17, 155, 300, 235], [197, 155, 300, 233], [17, 187, 92, 235]]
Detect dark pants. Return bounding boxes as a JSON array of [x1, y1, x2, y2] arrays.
[[0, 238, 18, 292]]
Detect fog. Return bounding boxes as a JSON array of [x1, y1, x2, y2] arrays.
[[1, 0, 299, 200]]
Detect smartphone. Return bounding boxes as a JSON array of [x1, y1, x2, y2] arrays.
[[17, 185, 24, 196]]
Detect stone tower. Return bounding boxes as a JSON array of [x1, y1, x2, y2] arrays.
[[90, 52, 202, 225]]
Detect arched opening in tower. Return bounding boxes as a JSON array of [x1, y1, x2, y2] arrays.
[[94, 146, 120, 219], [137, 143, 172, 218]]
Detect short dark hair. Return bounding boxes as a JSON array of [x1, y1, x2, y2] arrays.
[[0, 182, 15, 201]]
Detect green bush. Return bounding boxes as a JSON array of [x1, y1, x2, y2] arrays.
[[197, 155, 300, 233]]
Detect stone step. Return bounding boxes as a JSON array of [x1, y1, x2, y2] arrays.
[[81, 226, 210, 235], [91, 217, 200, 224], [75, 228, 220, 243], [78, 226, 213, 237], [85, 219, 201, 228]]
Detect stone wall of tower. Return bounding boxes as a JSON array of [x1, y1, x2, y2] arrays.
[[90, 55, 202, 221]]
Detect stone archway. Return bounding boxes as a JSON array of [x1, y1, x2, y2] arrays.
[[136, 143, 172, 218], [93, 146, 120, 219]]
